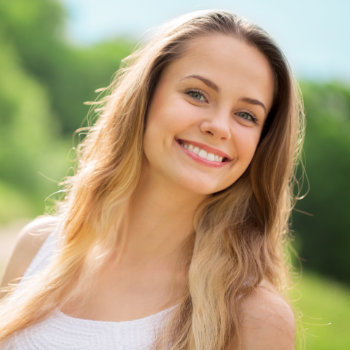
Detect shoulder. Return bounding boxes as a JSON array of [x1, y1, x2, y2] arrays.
[[238, 281, 295, 350], [1, 215, 58, 289]]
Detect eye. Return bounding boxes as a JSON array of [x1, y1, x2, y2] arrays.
[[185, 89, 207, 103], [235, 111, 258, 124]]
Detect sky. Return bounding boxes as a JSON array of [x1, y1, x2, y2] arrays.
[[59, 0, 350, 82]]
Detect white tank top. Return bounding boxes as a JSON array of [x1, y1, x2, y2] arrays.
[[3, 231, 175, 349]]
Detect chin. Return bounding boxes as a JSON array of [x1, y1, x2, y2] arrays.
[[179, 178, 233, 196]]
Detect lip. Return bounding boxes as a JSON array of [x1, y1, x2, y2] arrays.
[[175, 139, 232, 168], [176, 138, 232, 160]]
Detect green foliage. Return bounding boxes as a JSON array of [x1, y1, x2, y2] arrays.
[[0, 32, 54, 196], [293, 82, 350, 283], [0, 0, 134, 134], [0, 181, 34, 221], [47, 40, 134, 133], [0, 0, 133, 222], [0, 1, 71, 221]]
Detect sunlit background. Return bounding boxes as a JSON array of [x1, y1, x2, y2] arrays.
[[60, 0, 350, 82], [0, 1, 349, 349]]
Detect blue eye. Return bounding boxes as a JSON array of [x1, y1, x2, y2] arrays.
[[236, 111, 257, 124], [185, 89, 207, 102]]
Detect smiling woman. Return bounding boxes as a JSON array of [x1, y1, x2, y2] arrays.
[[0, 10, 304, 350], [143, 34, 274, 195]]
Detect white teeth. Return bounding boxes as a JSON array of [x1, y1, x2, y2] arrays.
[[207, 153, 215, 161], [181, 141, 224, 162], [198, 149, 207, 158]]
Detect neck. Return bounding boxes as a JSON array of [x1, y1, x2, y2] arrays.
[[118, 168, 205, 266]]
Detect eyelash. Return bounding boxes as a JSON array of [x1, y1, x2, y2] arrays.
[[185, 89, 207, 102], [185, 89, 258, 124], [235, 111, 258, 124]]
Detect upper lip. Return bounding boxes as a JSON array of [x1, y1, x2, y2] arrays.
[[176, 138, 232, 160]]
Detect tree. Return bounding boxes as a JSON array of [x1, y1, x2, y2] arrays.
[[293, 82, 350, 283]]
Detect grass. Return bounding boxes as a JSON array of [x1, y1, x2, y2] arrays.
[[292, 271, 350, 350]]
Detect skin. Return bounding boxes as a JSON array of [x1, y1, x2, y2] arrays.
[[1, 34, 294, 349], [143, 34, 274, 196]]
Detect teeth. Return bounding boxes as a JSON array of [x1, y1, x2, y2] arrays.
[[181, 141, 224, 162], [207, 153, 215, 161], [198, 149, 207, 158]]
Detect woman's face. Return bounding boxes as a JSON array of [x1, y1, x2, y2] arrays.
[[143, 34, 274, 195]]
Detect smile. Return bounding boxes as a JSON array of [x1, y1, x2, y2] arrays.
[[183, 141, 224, 161], [176, 139, 231, 168]]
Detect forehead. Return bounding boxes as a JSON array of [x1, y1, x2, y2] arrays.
[[160, 34, 275, 110]]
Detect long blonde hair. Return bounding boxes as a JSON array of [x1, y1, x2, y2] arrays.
[[0, 10, 304, 349]]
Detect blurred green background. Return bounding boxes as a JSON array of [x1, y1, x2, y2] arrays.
[[0, 1, 349, 349]]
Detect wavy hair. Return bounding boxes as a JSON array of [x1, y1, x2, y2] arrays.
[[0, 10, 304, 349]]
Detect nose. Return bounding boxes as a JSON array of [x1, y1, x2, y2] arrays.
[[199, 111, 231, 140]]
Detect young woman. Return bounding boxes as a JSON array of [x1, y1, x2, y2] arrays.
[[0, 10, 304, 350]]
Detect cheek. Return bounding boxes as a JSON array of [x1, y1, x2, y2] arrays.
[[233, 129, 261, 163], [147, 102, 201, 143]]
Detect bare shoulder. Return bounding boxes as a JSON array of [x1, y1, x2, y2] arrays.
[[1, 215, 58, 288], [239, 281, 295, 350]]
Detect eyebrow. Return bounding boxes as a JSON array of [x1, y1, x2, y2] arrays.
[[239, 97, 267, 113], [182, 74, 219, 92], [181, 74, 267, 113]]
